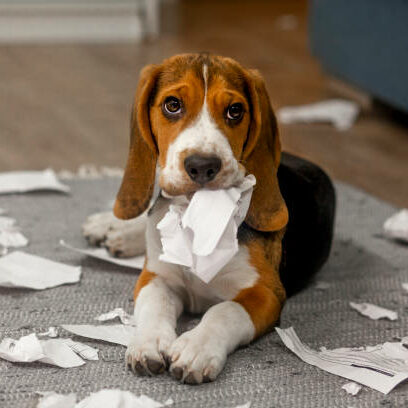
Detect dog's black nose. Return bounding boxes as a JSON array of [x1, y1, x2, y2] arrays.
[[184, 154, 222, 184]]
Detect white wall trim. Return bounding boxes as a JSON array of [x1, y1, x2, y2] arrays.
[[0, 1, 158, 43]]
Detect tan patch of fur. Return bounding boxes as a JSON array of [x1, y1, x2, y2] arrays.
[[233, 233, 286, 337], [133, 267, 157, 301]]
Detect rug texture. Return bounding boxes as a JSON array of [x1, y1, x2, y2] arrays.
[[0, 178, 407, 408]]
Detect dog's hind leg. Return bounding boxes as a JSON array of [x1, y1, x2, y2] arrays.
[[82, 212, 147, 257]]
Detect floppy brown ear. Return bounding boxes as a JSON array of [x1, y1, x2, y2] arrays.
[[114, 64, 161, 220], [242, 69, 288, 232]]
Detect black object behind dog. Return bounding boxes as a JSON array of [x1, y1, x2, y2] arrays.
[[278, 152, 336, 296]]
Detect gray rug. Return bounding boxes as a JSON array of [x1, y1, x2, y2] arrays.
[[1, 178, 407, 408]]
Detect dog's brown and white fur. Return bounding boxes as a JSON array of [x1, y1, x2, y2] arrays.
[[83, 54, 289, 384]]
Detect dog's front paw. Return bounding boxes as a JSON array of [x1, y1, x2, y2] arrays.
[[169, 328, 227, 384], [82, 212, 124, 246], [126, 327, 176, 376]]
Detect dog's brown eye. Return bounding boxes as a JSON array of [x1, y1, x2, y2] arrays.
[[163, 97, 181, 114], [226, 103, 244, 121]]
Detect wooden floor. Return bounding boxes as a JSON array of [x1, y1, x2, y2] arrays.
[[1, 0, 407, 207]]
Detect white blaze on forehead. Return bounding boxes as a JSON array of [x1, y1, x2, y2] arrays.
[[203, 63, 208, 94], [161, 62, 241, 188]]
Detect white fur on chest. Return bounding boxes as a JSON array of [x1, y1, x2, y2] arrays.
[[145, 196, 258, 313]]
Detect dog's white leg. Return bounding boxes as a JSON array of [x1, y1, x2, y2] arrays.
[[168, 301, 255, 384], [126, 275, 183, 375], [82, 212, 146, 257]]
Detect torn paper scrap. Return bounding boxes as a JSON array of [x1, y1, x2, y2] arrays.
[[38, 327, 59, 338], [157, 174, 256, 283], [0, 333, 44, 363], [314, 281, 331, 291], [37, 392, 76, 408], [60, 240, 145, 270], [277, 99, 360, 131], [0, 169, 70, 194], [383, 209, 408, 243], [0, 251, 81, 290], [402, 283, 408, 292], [75, 390, 168, 408], [0, 333, 85, 368], [342, 382, 362, 396], [276, 327, 408, 394], [349, 302, 398, 321], [0, 216, 28, 248], [95, 308, 135, 326], [0, 229, 29, 248], [62, 324, 134, 347], [36, 390, 172, 408], [0, 216, 15, 229], [61, 338, 98, 361]]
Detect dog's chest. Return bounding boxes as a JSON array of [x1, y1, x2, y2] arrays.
[[145, 196, 259, 313]]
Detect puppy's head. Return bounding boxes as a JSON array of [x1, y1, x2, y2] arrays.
[[114, 54, 288, 232]]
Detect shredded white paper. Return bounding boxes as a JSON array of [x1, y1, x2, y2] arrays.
[[76, 390, 168, 408], [276, 327, 408, 394], [0, 333, 96, 368], [157, 174, 256, 283], [38, 327, 59, 338], [342, 382, 362, 396], [60, 240, 145, 270], [58, 165, 124, 180], [62, 324, 134, 347], [0, 229, 28, 248], [0, 216, 16, 229], [36, 390, 173, 408], [0, 169, 70, 194], [277, 99, 360, 131], [37, 391, 76, 408], [383, 209, 408, 243], [402, 283, 408, 292], [349, 302, 398, 321], [314, 281, 331, 291], [0, 216, 28, 248], [95, 308, 135, 326], [0, 251, 81, 290]]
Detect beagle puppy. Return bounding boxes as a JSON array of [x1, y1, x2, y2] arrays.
[[83, 53, 335, 384]]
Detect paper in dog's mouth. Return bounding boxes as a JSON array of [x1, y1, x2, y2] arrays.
[[157, 174, 256, 283]]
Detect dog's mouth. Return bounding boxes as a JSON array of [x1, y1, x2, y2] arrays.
[[159, 166, 246, 199]]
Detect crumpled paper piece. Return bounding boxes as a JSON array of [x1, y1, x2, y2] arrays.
[[38, 327, 59, 338], [402, 283, 408, 292], [314, 281, 331, 291], [157, 174, 256, 283], [37, 391, 76, 408], [0, 333, 98, 368], [0, 216, 15, 229], [95, 308, 135, 326], [276, 327, 408, 394], [0, 216, 28, 249], [342, 382, 362, 396], [60, 240, 145, 270], [0, 251, 81, 290], [349, 302, 398, 321], [36, 390, 173, 408], [383, 209, 408, 243], [0, 229, 28, 248], [277, 99, 360, 131], [62, 324, 134, 347], [0, 169, 69, 194]]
